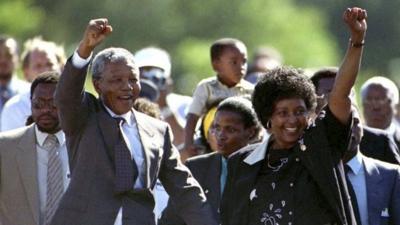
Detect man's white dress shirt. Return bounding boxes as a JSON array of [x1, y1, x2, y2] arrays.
[[347, 152, 369, 225], [35, 126, 70, 224], [1, 91, 31, 131], [0, 76, 30, 129]]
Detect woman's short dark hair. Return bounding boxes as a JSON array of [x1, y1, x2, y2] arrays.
[[217, 97, 261, 131], [252, 66, 317, 128]]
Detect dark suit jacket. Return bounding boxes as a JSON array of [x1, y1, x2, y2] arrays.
[[159, 152, 222, 225], [221, 112, 356, 225], [51, 59, 217, 225], [361, 155, 400, 225], [360, 127, 400, 165]]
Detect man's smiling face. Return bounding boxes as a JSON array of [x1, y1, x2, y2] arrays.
[[94, 60, 141, 115]]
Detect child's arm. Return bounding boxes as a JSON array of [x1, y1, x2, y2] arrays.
[[181, 113, 200, 162], [181, 79, 209, 162]]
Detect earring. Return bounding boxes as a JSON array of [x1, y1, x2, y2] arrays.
[[266, 120, 271, 129]]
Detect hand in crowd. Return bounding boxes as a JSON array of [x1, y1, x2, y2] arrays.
[[343, 7, 367, 43], [78, 18, 113, 58]]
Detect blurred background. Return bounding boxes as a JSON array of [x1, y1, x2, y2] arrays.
[[1, 0, 398, 95]]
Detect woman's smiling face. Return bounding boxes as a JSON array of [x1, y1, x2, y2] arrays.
[[269, 98, 309, 149]]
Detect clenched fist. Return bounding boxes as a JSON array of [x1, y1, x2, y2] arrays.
[[343, 7, 367, 44], [78, 18, 113, 58]]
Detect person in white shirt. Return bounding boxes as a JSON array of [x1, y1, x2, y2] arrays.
[[1, 37, 65, 132], [135, 47, 192, 149], [0, 71, 69, 225], [0, 35, 30, 127], [135, 47, 193, 219]]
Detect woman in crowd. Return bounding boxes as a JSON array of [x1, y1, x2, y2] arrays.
[[159, 97, 261, 225], [193, 105, 220, 155], [221, 7, 367, 225]]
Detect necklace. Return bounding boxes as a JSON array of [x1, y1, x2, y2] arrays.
[[267, 154, 288, 172]]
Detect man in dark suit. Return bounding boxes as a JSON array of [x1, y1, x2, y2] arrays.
[[51, 19, 217, 225], [362, 126, 400, 164], [311, 68, 400, 164], [159, 97, 261, 225], [343, 106, 400, 225]]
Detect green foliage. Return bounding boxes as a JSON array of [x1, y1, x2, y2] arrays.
[[5, 0, 342, 94], [173, 38, 214, 95], [4, 0, 398, 105], [297, 0, 400, 85], [3, 0, 400, 94], [168, 0, 339, 94], [231, 0, 339, 68], [0, 0, 44, 39]]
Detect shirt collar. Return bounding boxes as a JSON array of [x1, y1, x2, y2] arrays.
[[216, 77, 248, 89], [35, 124, 65, 147], [103, 103, 134, 126], [9, 76, 28, 93], [243, 136, 270, 165], [7, 76, 18, 90], [346, 151, 363, 175], [221, 156, 228, 165], [385, 120, 397, 136]]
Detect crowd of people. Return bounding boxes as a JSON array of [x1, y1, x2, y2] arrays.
[[0, 6, 399, 225]]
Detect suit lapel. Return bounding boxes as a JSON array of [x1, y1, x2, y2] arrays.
[[394, 127, 400, 148], [134, 111, 156, 189], [97, 107, 119, 162], [235, 160, 263, 224], [204, 153, 222, 210], [97, 106, 157, 189], [363, 156, 383, 224], [15, 125, 40, 225]]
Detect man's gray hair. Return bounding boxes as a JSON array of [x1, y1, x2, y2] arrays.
[[91, 47, 138, 80], [360, 76, 399, 105]]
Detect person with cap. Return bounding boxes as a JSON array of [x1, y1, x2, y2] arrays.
[[135, 47, 192, 150], [245, 46, 282, 84], [138, 79, 160, 102]]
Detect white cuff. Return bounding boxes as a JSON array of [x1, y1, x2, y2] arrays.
[[161, 107, 174, 119], [71, 50, 92, 69]]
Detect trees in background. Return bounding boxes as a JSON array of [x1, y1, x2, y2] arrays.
[[2, 0, 398, 94], [298, 0, 400, 83], [0, 0, 44, 50], [25, 0, 337, 94]]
